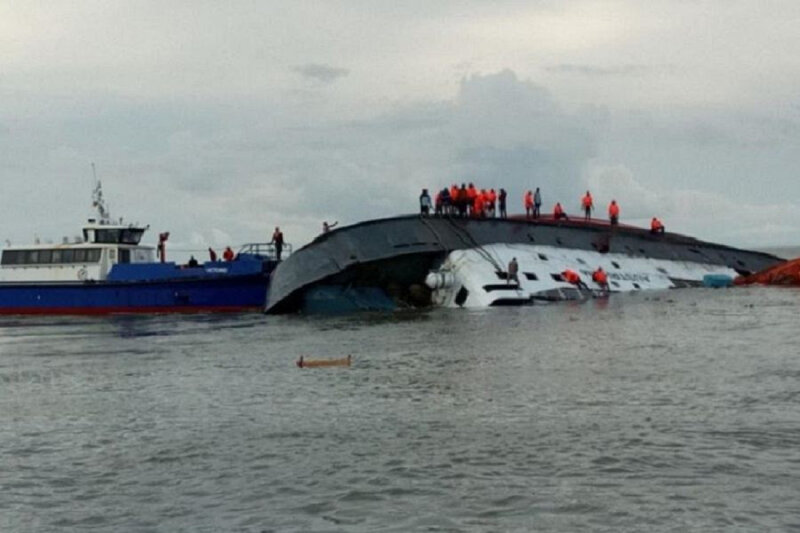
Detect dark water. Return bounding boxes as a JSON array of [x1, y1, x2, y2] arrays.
[[2, 287, 800, 532]]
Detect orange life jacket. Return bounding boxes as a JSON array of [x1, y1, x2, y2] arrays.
[[553, 203, 564, 217], [608, 202, 620, 217], [582, 194, 593, 208], [592, 269, 608, 284], [563, 269, 580, 284], [473, 193, 484, 213], [467, 186, 477, 200], [524, 192, 534, 208], [651, 218, 662, 231]]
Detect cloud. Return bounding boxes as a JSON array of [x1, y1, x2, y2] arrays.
[[584, 163, 800, 247], [292, 64, 350, 84], [545, 64, 651, 77]]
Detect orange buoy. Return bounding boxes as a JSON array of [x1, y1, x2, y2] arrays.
[[296, 355, 352, 368]]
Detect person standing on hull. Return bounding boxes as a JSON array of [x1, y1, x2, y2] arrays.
[[487, 188, 497, 217], [419, 188, 432, 216], [208, 247, 218, 262], [439, 188, 451, 215], [533, 187, 542, 219], [271, 226, 284, 261], [473, 190, 485, 218], [450, 184, 459, 215], [507, 257, 519, 285], [466, 183, 477, 216], [223, 246, 235, 261], [581, 190, 594, 221], [524, 190, 534, 219], [498, 188, 507, 218], [458, 184, 468, 217], [608, 200, 620, 226], [322, 221, 338, 233]]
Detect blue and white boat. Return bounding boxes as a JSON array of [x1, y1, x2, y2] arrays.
[[0, 183, 283, 315]]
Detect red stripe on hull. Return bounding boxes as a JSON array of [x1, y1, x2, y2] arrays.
[[0, 305, 263, 316]]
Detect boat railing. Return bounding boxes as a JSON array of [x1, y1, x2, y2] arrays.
[[237, 242, 292, 261]]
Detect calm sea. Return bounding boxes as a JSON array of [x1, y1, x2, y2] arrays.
[[1, 286, 799, 532]]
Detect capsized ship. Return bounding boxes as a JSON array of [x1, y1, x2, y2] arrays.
[[0, 184, 284, 315], [265, 214, 783, 313]]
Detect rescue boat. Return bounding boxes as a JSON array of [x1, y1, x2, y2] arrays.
[[0, 183, 286, 315]]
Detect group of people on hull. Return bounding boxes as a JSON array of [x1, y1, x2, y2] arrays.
[[421, 184, 509, 219], [420, 186, 667, 234]]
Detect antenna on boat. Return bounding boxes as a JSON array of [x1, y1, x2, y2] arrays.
[[91, 162, 111, 223]]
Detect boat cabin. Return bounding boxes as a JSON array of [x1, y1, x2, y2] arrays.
[[0, 219, 154, 283]]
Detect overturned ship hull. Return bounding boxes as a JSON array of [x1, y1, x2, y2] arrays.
[[265, 215, 782, 313]]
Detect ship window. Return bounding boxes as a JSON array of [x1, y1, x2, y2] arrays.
[[51, 250, 62, 263], [657, 267, 668, 274], [38, 250, 52, 263], [59, 249, 74, 263], [550, 273, 563, 281], [455, 286, 468, 306], [576, 258, 586, 265], [611, 261, 621, 269], [1, 250, 21, 265], [524, 272, 538, 280], [95, 229, 122, 243], [119, 249, 131, 264], [121, 229, 144, 245], [25, 250, 39, 264], [611, 281, 620, 287], [86, 249, 101, 262], [538, 253, 548, 261], [633, 283, 641, 289]]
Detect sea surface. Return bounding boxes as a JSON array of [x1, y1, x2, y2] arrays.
[[1, 286, 799, 532]]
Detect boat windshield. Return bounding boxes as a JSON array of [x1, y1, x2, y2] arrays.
[[93, 228, 145, 245]]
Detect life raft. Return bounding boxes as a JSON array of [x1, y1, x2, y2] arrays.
[[734, 257, 800, 286]]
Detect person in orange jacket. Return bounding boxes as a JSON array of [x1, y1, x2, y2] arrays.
[[449, 184, 459, 215], [473, 190, 485, 218], [562, 268, 588, 289], [592, 266, 609, 289], [524, 190, 534, 219], [608, 200, 620, 225], [487, 188, 497, 217], [581, 191, 593, 221], [466, 183, 477, 215], [553, 202, 569, 221], [650, 217, 665, 234], [223, 246, 235, 261]]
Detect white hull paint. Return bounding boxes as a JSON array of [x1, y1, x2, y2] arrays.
[[427, 243, 737, 308]]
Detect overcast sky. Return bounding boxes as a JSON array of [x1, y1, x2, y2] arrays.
[[2, 1, 800, 257]]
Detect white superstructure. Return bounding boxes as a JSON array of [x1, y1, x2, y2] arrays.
[[426, 243, 737, 307], [0, 182, 154, 283]]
